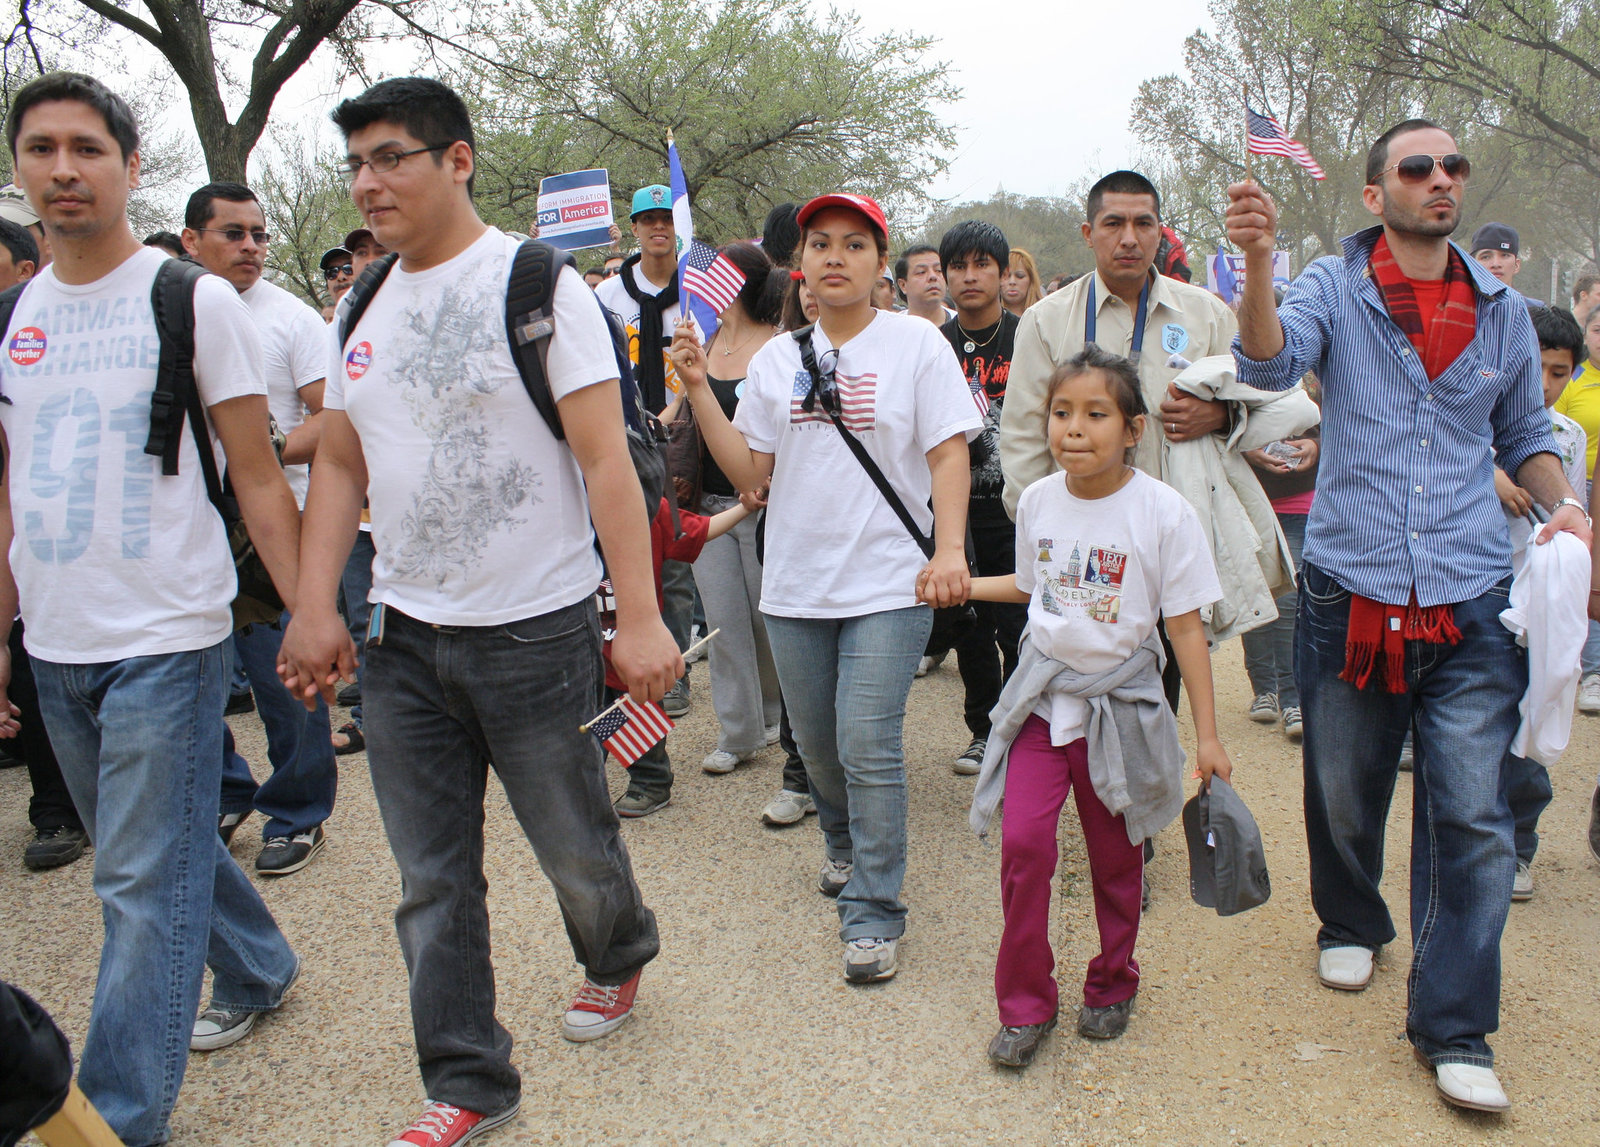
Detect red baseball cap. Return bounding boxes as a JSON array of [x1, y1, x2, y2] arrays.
[[796, 194, 888, 244]]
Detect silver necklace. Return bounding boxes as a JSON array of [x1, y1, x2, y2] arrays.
[[956, 315, 1003, 354]]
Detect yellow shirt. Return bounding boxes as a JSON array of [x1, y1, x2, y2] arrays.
[[1000, 268, 1239, 517], [1554, 361, 1600, 479]]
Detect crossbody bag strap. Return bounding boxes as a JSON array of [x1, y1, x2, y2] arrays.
[[793, 326, 934, 559]]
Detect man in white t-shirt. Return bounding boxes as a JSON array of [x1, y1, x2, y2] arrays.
[[182, 180, 338, 876], [896, 244, 955, 325], [278, 77, 681, 1147], [0, 72, 304, 1147]]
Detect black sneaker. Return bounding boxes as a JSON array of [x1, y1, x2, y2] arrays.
[[988, 1013, 1058, 1067], [1078, 994, 1136, 1040], [218, 809, 252, 847], [336, 683, 362, 708], [662, 678, 690, 719], [256, 826, 325, 876], [192, 957, 300, 1050], [225, 690, 256, 716], [953, 738, 985, 776], [23, 826, 88, 870], [614, 789, 671, 818]]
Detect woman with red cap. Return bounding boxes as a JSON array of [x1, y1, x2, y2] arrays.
[[671, 193, 981, 983]]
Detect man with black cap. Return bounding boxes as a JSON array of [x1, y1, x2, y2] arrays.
[[344, 225, 389, 277], [320, 245, 352, 302], [1470, 222, 1525, 291]]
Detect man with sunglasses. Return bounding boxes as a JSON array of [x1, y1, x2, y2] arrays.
[[1226, 118, 1589, 1114], [320, 245, 353, 301], [182, 181, 337, 877]]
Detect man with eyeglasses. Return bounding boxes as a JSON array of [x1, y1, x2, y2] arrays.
[[321, 245, 353, 301], [1226, 118, 1590, 1114], [182, 180, 337, 878]]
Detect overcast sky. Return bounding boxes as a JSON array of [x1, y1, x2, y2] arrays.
[[836, 0, 1215, 203]]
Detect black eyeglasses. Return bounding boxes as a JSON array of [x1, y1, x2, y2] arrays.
[[197, 227, 270, 245], [322, 264, 353, 280], [1377, 153, 1471, 185], [335, 143, 452, 184], [800, 348, 841, 415]]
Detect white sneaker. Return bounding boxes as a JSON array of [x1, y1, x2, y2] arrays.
[[764, 725, 781, 746], [701, 749, 749, 775], [915, 656, 933, 678], [843, 937, 898, 983], [1316, 946, 1373, 991], [818, 857, 852, 898], [1430, 1060, 1510, 1112], [1512, 859, 1534, 901], [683, 626, 706, 664], [761, 789, 815, 826], [1579, 673, 1600, 713]]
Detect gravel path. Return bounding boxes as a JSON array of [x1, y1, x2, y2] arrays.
[[3, 641, 1597, 1144]]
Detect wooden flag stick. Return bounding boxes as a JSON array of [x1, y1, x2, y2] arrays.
[[1242, 82, 1253, 182], [579, 628, 720, 731]]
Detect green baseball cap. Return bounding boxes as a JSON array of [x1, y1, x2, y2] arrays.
[[630, 184, 672, 218]]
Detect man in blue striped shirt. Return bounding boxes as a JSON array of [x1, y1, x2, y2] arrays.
[[1225, 118, 1590, 1115]]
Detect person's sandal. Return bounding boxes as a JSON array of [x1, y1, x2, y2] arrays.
[[332, 722, 365, 756]]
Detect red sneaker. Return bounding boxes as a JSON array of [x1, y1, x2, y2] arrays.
[[561, 970, 641, 1042], [386, 1099, 519, 1146]]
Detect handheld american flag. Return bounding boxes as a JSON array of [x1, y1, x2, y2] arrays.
[[683, 239, 747, 317], [587, 696, 674, 767], [1245, 105, 1325, 180], [667, 132, 722, 340]]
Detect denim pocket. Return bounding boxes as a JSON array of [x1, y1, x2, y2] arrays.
[[496, 603, 594, 647], [1301, 564, 1352, 607]]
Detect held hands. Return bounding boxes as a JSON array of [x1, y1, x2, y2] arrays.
[[1194, 736, 1233, 786], [738, 483, 769, 513], [915, 549, 971, 609], [277, 609, 359, 711], [611, 617, 684, 704], [1224, 181, 1278, 259], [668, 321, 709, 392]]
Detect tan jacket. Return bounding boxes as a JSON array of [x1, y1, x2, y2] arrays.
[[1000, 268, 1238, 517]]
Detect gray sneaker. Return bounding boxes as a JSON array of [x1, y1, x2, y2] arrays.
[[614, 789, 670, 818], [192, 958, 300, 1050], [23, 825, 88, 870], [662, 678, 690, 718], [988, 1014, 1057, 1067], [1248, 692, 1280, 723], [761, 789, 815, 826], [1512, 859, 1534, 901], [1281, 707, 1303, 742], [843, 937, 897, 983], [818, 857, 852, 898], [953, 738, 985, 776], [1077, 994, 1135, 1040]]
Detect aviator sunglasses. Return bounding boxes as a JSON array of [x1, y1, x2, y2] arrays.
[[1375, 153, 1471, 185]]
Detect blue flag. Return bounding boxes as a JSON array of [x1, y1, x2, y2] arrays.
[[1214, 252, 1238, 304], [667, 138, 720, 341]]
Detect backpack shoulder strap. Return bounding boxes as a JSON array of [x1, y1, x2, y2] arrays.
[[143, 258, 212, 487], [505, 238, 576, 440], [338, 251, 401, 348], [0, 280, 28, 346]]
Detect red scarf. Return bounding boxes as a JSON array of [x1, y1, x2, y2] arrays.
[[1339, 235, 1478, 692], [1367, 232, 1478, 379]]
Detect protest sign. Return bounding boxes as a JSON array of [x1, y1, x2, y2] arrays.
[[1208, 251, 1291, 305], [536, 169, 614, 251]]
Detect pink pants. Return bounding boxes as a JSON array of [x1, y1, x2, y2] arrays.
[[994, 715, 1144, 1025]]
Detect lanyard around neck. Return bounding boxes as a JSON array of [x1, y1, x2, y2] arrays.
[[1085, 277, 1149, 366]]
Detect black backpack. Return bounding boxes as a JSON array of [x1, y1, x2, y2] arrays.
[[0, 258, 286, 629], [337, 239, 669, 524]]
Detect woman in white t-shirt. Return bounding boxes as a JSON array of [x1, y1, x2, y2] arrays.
[[670, 194, 980, 984]]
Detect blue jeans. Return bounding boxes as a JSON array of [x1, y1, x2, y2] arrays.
[[362, 601, 658, 1113], [763, 606, 932, 941], [219, 613, 337, 838], [338, 529, 376, 727], [1505, 752, 1552, 864], [1296, 562, 1520, 1068], [34, 642, 298, 1146], [1242, 512, 1306, 708]]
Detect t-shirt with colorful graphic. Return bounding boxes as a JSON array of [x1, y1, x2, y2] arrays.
[[0, 246, 266, 662], [940, 309, 1018, 516], [324, 227, 618, 626], [593, 263, 683, 410], [1504, 408, 1588, 555], [734, 309, 981, 618], [1014, 468, 1221, 745]]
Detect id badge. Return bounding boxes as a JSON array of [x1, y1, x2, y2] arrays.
[[367, 601, 387, 647]]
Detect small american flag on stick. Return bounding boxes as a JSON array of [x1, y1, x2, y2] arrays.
[[586, 696, 674, 767], [1246, 104, 1325, 180], [683, 239, 746, 317]]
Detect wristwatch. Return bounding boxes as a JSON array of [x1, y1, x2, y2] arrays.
[[1554, 497, 1592, 527]]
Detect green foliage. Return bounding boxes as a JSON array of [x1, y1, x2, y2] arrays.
[[912, 188, 1096, 281], [256, 125, 366, 306], [460, 0, 959, 242]]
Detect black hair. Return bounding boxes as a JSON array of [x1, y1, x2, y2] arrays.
[[583, 266, 605, 279], [762, 203, 801, 269], [142, 231, 184, 257], [330, 77, 476, 196], [938, 220, 1009, 277], [1366, 118, 1445, 184], [780, 273, 810, 331], [1529, 305, 1584, 368], [1046, 344, 1148, 461], [7, 71, 139, 162], [894, 244, 938, 286], [184, 181, 258, 230], [0, 217, 38, 267], [1085, 171, 1160, 225], [720, 241, 786, 327]]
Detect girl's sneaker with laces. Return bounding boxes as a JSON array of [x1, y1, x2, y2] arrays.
[[561, 970, 641, 1041], [387, 1099, 521, 1146]]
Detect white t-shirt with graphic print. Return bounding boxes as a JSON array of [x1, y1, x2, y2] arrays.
[[241, 276, 327, 507], [734, 308, 983, 618], [323, 228, 616, 626], [1014, 468, 1221, 744], [0, 246, 266, 662]]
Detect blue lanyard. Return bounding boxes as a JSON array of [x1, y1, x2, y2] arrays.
[[1085, 278, 1149, 365]]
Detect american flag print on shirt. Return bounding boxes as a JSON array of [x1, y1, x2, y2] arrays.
[[588, 697, 675, 767], [789, 369, 879, 432]]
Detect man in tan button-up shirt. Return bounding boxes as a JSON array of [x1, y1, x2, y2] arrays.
[[1000, 170, 1238, 518]]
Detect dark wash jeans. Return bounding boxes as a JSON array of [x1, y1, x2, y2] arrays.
[[363, 600, 659, 1113], [1296, 561, 1520, 1068]]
